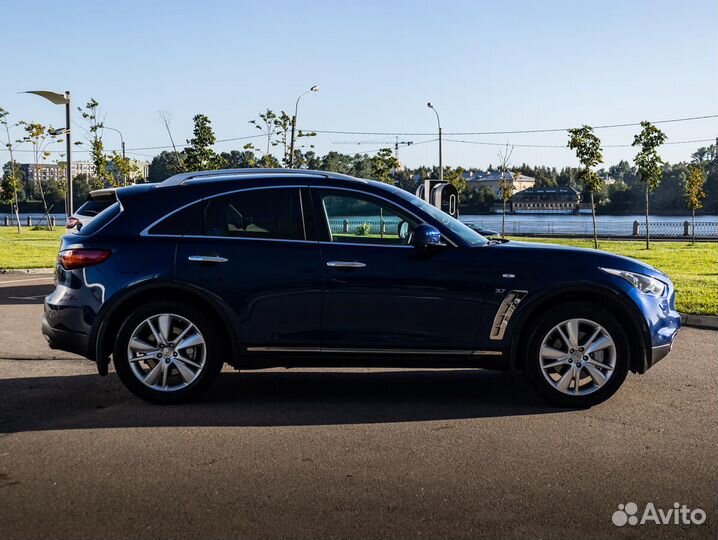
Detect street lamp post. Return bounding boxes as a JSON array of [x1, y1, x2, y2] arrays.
[[426, 102, 443, 201], [104, 126, 126, 185], [23, 90, 73, 216], [289, 85, 319, 168]]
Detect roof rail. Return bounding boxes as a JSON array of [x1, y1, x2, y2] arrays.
[[157, 168, 360, 187]]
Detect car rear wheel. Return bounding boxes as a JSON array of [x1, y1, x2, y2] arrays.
[[113, 301, 223, 404], [525, 303, 629, 407]]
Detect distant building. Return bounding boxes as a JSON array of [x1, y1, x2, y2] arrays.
[[465, 170, 535, 195], [21, 159, 148, 190], [508, 186, 584, 214]]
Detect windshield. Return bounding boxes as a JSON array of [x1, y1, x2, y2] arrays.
[[382, 184, 488, 246]]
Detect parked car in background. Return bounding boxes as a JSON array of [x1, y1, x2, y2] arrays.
[[66, 188, 117, 232], [465, 222, 499, 237], [43, 169, 680, 407]]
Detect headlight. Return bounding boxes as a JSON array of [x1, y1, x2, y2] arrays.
[[600, 267, 667, 296]]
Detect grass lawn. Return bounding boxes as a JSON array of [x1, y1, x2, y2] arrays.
[[510, 237, 718, 316], [1, 227, 715, 315], [0, 227, 64, 270]]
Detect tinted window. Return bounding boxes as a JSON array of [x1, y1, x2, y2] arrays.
[[76, 199, 113, 217], [149, 202, 204, 236], [75, 202, 121, 236], [321, 192, 416, 245], [203, 188, 304, 240]]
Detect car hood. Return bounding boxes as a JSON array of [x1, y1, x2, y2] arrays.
[[488, 240, 665, 279]]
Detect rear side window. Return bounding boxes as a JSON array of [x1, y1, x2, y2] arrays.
[[203, 188, 304, 240], [76, 199, 113, 217], [76, 202, 121, 236], [148, 202, 204, 236]]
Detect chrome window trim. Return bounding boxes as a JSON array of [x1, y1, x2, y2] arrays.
[[141, 183, 459, 248], [140, 185, 307, 239]]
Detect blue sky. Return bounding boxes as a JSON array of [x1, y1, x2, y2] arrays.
[[1, 0, 716, 169]]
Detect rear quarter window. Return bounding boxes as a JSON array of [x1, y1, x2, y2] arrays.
[[147, 202, 205, 236]]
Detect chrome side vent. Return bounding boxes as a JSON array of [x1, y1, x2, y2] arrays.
[[490, 290, 528, 341]]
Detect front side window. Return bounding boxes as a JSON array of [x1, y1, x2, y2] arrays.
[[320, 191, 416, 245], [203, 188, 305, 240]]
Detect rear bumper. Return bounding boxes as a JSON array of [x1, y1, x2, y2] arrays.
[[41, 313, 91, 358]]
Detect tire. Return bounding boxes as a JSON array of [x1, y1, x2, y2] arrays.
[[525, 302, 629, 407], [113, 301, 223, 404]]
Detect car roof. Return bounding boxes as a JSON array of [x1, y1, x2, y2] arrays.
[[156, 168, 365, 188]]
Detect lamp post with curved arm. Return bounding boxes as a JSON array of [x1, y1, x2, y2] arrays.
[[427, 102, 443, 185], [289, 85, 319, 167], [23, 90, 72, 216]]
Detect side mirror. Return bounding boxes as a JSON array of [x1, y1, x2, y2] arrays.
[[411, 224, 445, 249], [398, 221, 409, 240]]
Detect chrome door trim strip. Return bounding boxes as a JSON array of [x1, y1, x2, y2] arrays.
[[246, 346, 503, 356]]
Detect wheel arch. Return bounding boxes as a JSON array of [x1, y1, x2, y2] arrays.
[[508, 284, 650, 375], [91, 281, 240, 375]]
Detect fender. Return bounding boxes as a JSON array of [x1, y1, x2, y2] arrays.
[[91, 279, 241, 375], [506, 281, 651, 374]]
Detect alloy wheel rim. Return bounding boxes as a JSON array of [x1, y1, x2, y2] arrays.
[[539, 318, 616, 396], [126, 313, 206, 392]]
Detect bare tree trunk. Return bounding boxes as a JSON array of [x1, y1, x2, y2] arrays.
[[644, 182, 650, 250], [8, 149, 22, 234], [502, 196, 506, 238], [590, 191, 598, 249], [692, 208, 696, 244]]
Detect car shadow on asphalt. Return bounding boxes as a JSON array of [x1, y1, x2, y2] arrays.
[[0, 369, 570, 434]]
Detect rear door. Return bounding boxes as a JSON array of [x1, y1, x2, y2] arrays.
[[173, 186, 323, 348]]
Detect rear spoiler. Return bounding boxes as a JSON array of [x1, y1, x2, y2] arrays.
[[87, 188, 117, 203]]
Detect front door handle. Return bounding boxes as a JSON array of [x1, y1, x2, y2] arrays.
[[326, 261, 366, 269], [188, 255, 229, 264]]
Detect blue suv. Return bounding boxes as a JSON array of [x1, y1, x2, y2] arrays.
[[42, 169, 681, 406]]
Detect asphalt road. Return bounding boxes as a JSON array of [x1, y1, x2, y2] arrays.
[[0, 274, 716, 540]]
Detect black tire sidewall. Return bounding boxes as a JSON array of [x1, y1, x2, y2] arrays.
[[525, 303, 629, 407], [113, 301, 222, 404]]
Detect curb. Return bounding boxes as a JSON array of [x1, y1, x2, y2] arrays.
[[0, 268, 55, 275], [681, 313, 718, 330]]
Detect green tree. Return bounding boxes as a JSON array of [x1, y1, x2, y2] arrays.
[[443, 166, 467, 193], [568, 125, 603, 248], [18, 121, 60, 228], [77, 99, 111, 189], [684, 164, 706, 244], [108, 152, 139, 187], [249, 109, 278, 157], [370, 148, 399, 184], [0, 108, 22, 232], [184, 114, 224, 171], [632, 121, 667, 249], [148, 150, 185, 182]]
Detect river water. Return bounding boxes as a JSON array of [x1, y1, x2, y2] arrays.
[[2, 212, 717, 238]]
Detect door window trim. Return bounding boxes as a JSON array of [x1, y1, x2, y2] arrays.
[[141, 185, 315, 243]]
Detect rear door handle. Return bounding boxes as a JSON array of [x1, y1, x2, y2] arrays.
[[188, 255, 229, 264], [326, 261, 366, 269]]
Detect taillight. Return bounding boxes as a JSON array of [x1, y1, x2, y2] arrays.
[[59, 249, 111, 270], [66, 217, 80, 229]]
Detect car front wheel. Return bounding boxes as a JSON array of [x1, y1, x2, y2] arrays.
[[113, 301, 223, 404], [525, 303, 629, 407]]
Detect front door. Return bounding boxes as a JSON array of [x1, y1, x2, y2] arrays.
[[313, 188, 484, 351]]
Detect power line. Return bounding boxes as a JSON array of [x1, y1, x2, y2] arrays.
[[306, 114, 718, 136], [444, 137, 716, 149]]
